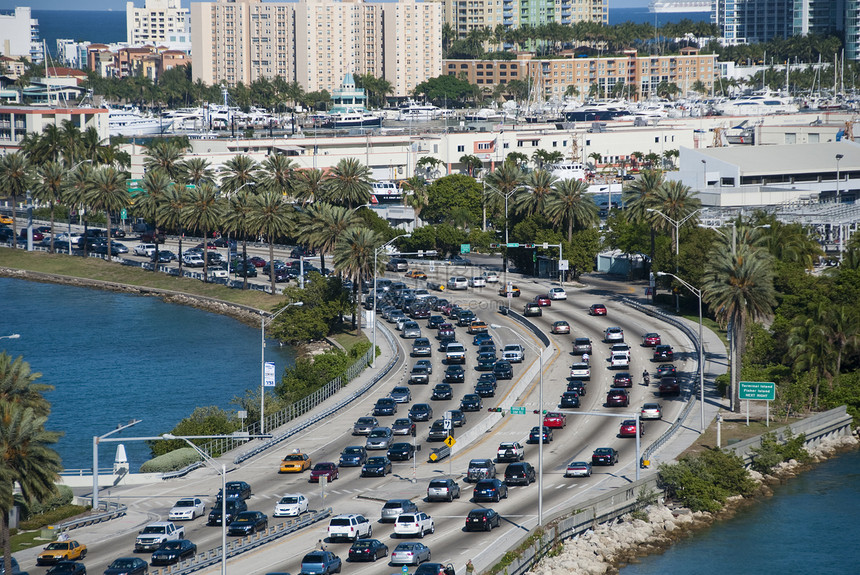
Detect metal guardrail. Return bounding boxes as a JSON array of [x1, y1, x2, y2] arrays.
[[59, 467, 114, 477], [151, 507, 333, 575], [231, 321, 400, 464], [161, 461, 205, 480], [57, 500, 127, 532], [618, 297, 703, 467]]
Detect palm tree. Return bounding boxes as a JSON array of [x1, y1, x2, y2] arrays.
[[222, 189, 257, 290], [135, 170, 174, 268], [0, 152, 30, 247], [249, 190, 295, 293], [401, 176, 429, 227], [86, 167, 131, 258], [32, 161, 65, 253], [0, 352, 53, 416], [333, 227, 380, 335], [484, 163, 525, 261], [1, 401, 63, 575], [622, 169, 665, 261], [545, 179, 598, 242], [304, 202, 361, 272], [293, 168, 325, 205], [459, 154, 483, 178], [63, 163, 95, 257], [652, 180, 702, 251], [322, 158, 373, 208], [258, 154, 296, 198], [515, 169, 557, 217], [702, 245, 777, 412], [143, 139, 186, 181], [219, 154, 259, 195], [181, 182, 222, 281], [158, 184, 191, 274], [179, 157, 216, 187]]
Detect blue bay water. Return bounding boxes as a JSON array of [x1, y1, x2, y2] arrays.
[[0, 277, 295, 471], [620, 448, 860, 574]]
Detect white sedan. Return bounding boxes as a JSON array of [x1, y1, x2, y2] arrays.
[[168, 497, 205, 521], [481, 271, 500, 283], [564, 461, 592, 478], [394, 512, 435, 538], [610, 353, 630, 369], [469, 276, 487, 288], [548, 287, 567, 300], [273, 493, 309, 517], [569, 363, 591, 380]]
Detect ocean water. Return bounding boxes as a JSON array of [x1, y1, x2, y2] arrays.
[[31, 8, 708, 59], [0, 277, 296, 471], [620, 448, 860, 574]]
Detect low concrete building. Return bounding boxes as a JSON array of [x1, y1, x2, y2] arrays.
[[0, 105, 109, 150]]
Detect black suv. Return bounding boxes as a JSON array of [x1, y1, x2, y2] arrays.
[[208, 497, 248, 526]]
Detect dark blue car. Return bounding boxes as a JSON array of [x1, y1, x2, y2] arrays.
[[473, 478, 508, 502], [493, 360, 513, 380], [338, 446, 367, 467], [300, 551, 342, 574]]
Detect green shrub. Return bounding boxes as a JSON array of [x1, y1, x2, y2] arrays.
[[140, 447, 201, 473], [148, 406, 240, 458], [658, 448, 756, 512], [751, 430, 810, 474], [17, 485, 74, 519], [19, 504, 89, 531], [349, 340, 371, 359]]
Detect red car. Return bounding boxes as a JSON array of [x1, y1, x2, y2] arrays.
[[20, 229, 45, 242], [249, 256, 267, 267], [543, 412, 566, 428], [534, 295, 552, 307], [589, 304, 607, 316], [642, 332, 661, 347], [606, 389, 629, 407], [308, 462, 339, 483], [612, 372, 633, 388], [619, 419, 644, 437], [195, 241, 218, 250]]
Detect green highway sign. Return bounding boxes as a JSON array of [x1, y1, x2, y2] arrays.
[[739, 381, 775, 401], [510, 406, 526, 415], [460, 244, 470, 254]]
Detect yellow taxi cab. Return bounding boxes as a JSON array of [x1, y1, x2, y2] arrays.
[[279, 452, 311, 473], [468, 320, 489, 334], [405, 270, 427, 280], [498, 284, 521, 297], [0, 214, 13, 225], [37, 540, 87, 565]]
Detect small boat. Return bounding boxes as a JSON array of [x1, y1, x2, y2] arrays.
[[108, 105, 172, 137], [321, 108, 382, 129], [465, 108, 502, 122], [371, 181, 403, 203], [550, 161, 587, 181], [397, 100, 441, 121]]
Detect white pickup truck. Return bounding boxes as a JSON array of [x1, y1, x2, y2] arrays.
[[502, 344, 525, 363], [134, 521, 186, 552]]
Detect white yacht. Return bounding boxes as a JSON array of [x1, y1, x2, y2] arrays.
[[397, 100, 441, 121], [371, 181, 403, 202], [465, 108, 502, 122], [715, 92, 800, 116], [108, 106, 172, 137], [550, 161, 587, 181]]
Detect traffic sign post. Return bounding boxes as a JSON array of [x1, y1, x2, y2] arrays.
[[460, 244, 470, 254], [510, 406, 527, 415], [739, 381, 775, 426]]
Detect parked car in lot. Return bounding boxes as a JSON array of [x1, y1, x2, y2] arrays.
[[606, 388, 630, 407], [472, 478, 508, 502], [427, 478, 461, 502], [564, 460, 593, 477], [640, 403, 663, 420], [361, 456, 392, 477], [394, 512, 435, 538], [465, 508, 501, 531], [299, 550, 342, 574], [273, 493, 309, 517], [348, 539, 388, 562], [380, 499, 419, 522], [589, 303, 607, 316], [390, 541, 432, 565], [592, 447, 619, 466], [504, 462, 536, 486], [352, 417, 379, 436]]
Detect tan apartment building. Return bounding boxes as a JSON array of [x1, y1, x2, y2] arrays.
[[445, 48, 717, 99], [191, 0, 441, 98], [86, 44, 190, 81], [126, 0, 191, 49], [443, 0, 606, 40]]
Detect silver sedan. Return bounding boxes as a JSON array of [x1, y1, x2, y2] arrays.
[[390, 541, 431, 565]]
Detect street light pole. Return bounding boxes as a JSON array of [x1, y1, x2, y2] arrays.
[[260, 302, 304, 434], [92, 419, 142, 510], [490, 324, 543, 525], [658, 272, 705, 431], [647, 208, 703, 312], [372, 234, 411, 368], [484, 182, 521, 289]]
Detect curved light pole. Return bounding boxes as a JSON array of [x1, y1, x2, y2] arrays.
[[372, 234, 411, 368], [261, 301, 304, 434], [647, 208, 703, 312], [657, 272, 705, 432], [484, 182, 523, 288], [490, 323, 544, 526], [92, 419, 142, 510]]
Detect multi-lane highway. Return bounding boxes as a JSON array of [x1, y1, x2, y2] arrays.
[[18, 257, 698, 575]]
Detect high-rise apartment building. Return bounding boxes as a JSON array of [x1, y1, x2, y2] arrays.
[[191, 0, 441, 97], [0, 7, 41, 62], [127, 0, 191, 50], [443, 0, 606, 40]]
